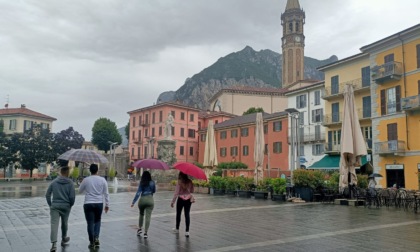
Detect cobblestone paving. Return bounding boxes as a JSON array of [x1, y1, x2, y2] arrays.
[[0, 183, 420, 252]]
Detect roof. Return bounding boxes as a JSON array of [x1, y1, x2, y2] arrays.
[[308, 155, 368, 170], [127, 101, 200, 114], [214, 112, 288, 129], [0, 107, 56, 121], [360, 23, 420, 52], [317, 53, 368, 71], [198, 110, 237, 119], [283, 81, 324, 95], [285, 0, 300, 10], [209, 85, 287, 103]]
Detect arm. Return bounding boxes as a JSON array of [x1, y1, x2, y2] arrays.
[[69, 183, 76, 207], [45, 183, 52, 207], [78, 179, 86, 194], [131, 184, 143, 206], [171, 184, 180, 206], [189, 181, 194, 193], [151, 181, 156, 194], [103, 179, 110, 208]]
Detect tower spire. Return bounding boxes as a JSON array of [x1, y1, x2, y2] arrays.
[[285, 0, 300, 10]]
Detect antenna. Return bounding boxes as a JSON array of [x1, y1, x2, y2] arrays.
[[5, 94, 9, 108]]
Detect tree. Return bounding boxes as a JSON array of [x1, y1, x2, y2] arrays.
[[53, 127, 85, 156], [91, 118, 122, 153], [125, 121, 130, 140], [243, 107, 264, 115], [0, 132, 18, 178], [0, 119, 4, 133]]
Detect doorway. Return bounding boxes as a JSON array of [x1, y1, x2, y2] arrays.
[[386, 169, 405, 188]]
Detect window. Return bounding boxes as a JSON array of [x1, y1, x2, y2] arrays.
[[24, 120, 33, 131], [312, 109, 323, 123], [171, 111, 175, 119], [362, 96, 371, 118], [138, 130, 141, 141], [243, 145, 249, 156], [139, 115, 142, 125], [151, 128, 155, 137], [273, 142, 282, 153], [200, 134, 206, 142], [299, 145, 304, 156], [273, 121, 282, 132], [9, 119, 16, 130], [387, 123, 398, 151], [180, 112, 185, 120], [220, 131, 227, 139], [180, 146, 184, 155], [384, 54, 395, 73], [230, 146, 238, 156], [361, 66, 370, 87], [145, 114, 149, 124], [190, 147, 194, 156], [332, 103, 340, 122], [295, 21, 299, 32], [331, 75, 339, 95], [159, 111, 163, 122], [315, 125, 321, 140], [180, 128, 185, 137], [264, 124, 268, 134], [131, 147, 134, 157], [220, 147, 227, 157], [152, 112, 155, 124], [198, 122, 202, 130], [190, 114, 194, 122], [137, 147, 141, 159], [241, 128, 249, 137], [380, 86, 401, 115], [327, 130, 341, 151], [264, 144, 268, 154], [299, 112, 304, 125], [144, 146, 148, 158], [41, 123, 49, 129], [145, 128, 148, 137], [296, 94, 307, 108], [132, 130, 135, 140], [231, 129, 238, 138], [171, 126, 174, 136], [188, 129, 195, 138], [312, 144, 324, 155], [133, 117, 136, 127], [314, 90, 321, 105], [159, 127, 162, 136], [417, 44, 420, 68], [289, 22, 293, 32]]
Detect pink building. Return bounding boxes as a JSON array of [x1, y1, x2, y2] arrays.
[[198, 112, 290, 173], [127, 102, 200, 163]]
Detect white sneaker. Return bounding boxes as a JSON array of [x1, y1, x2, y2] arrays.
[[137, 229, 142, 236], [172, 228, 179, 234], [185, 232, 190, 237]]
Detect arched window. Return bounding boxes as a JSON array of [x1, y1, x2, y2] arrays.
[[296, 21, 299, 32], [289, 22, 293, 32]]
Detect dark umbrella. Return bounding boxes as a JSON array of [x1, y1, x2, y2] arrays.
[[173, 162, 207, 180], [58, 149, 109, 163], [132, 159, 170, 170], [368, 173, 383, 178]]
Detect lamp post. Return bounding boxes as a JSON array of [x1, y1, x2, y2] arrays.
[[285, 108, 300, 186], [108, 141, 118, 173]]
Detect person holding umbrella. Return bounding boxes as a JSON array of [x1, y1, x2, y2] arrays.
[[171, 172, 194, 237], [130, 171, 156, 239]]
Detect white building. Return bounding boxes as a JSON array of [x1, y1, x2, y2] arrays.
[[283, 81, 326, 168]]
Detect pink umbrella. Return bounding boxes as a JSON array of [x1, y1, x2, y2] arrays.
[[132, 159, 170, 170], [173, 162, 207, 180]]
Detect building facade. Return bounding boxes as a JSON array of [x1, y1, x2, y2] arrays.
[[0, 104, 56, 134], [127, 102, 200, 163], [360, 24, 420, 189], [281, 0, 305, 87], [283, 81, 326, 168]]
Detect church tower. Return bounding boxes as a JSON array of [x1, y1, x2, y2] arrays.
[[281, 0, 305, 88]]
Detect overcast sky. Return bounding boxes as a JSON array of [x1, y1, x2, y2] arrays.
[[1, 0, 419, 140]]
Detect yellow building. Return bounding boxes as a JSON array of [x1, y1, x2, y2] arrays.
[[317, 53, 372, 169], [360, 24, 420, 190]]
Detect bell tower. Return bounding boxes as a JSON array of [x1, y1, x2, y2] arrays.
[[281, 0, 305, 88]]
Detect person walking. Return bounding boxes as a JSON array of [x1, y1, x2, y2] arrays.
[[79, 164, 110, 249], [130, 171, 156, 238], [171, 172, 194, 237], [45, 166, 75, 252]]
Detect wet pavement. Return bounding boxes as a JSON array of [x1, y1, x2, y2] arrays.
[[0, 181, 420, 252]]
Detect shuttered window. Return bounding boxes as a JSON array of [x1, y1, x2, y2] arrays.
[[331, 75, 339, 94], [416, 44, 420, 68], [361, 66, 371, 87], [380, 89, 386, 115]]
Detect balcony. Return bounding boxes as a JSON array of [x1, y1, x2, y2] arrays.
[[140, 120, 149, 126], [322, 113, 342, 126], [371, 61, 403, 84], [131, 154, 140, 160], [324, 143, 341, 154], [322, 78, 370, 100], [374, 140, 405, 155], [402, 94, 420, 111], [132, 138, 142, 144], [288, 134, 325, 143]]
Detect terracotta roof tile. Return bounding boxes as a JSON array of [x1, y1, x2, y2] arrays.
[[0, 107, 56, 121]]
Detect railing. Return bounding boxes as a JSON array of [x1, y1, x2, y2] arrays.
[[402, 94, 420, 111], [288, 134, 325, 143], [140, 120, 149, 126], [324, 143, 341, 153], [371, 61, 403, 84], [322, 78, 369, 99], [374, 140, 405, 154], [131, 154, 140, 160], [322, 112, 342, 125], [132, 138, 142, 144]]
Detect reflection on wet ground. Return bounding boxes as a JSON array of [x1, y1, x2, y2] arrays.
[[0, 182, 137, 199]]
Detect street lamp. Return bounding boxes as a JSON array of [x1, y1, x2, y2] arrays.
[[108, 141, 118, 171], [285, 108, 300, 186]]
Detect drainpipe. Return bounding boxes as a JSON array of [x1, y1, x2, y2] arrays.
[[398, 34, 409, 150]]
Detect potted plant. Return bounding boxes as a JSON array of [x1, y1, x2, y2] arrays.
[[209, 176, 226, 195], [293, 169, 325, 202], [254, 178, 270, 199], [270, 178, 287, 201], [225, 177, 238, 196], [237, 177, 253, 198]]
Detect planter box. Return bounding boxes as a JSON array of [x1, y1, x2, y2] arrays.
[[197, 187, 209, 194], [213, 189, 225, 195], [225, 190, 237, 196], [272, 194, 286, 201], [237, 190, 252, 198], [294, 186, 313, 202], [254, 191, 268, 199]]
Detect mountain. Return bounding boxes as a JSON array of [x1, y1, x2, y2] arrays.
[[157, 46, 337, 110]]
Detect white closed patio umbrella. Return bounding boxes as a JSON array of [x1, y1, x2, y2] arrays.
[[339, 84, 368, 194], [203, 120, 218, 178], [254, 113, 265, 185]]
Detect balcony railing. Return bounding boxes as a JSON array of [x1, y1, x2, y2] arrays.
[[402, 94, 420, 111], [288, 134, 325, 143], [322, 112, 342, 126], [324, 143, 341, 153], [374, 140, 405, 155], [140, 120, 149, 126], [322, 78, 369, 100], [371, 61, 403, 84], [132, 138, 142, 144]]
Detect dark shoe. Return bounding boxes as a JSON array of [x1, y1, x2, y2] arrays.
[[137, 228, 142, 236], [50, 242, 57, 252], [144, 232, 148, 239], [88, 242, 95, 249], [61, 236, 70, 246], [94, 238, 100, 247]]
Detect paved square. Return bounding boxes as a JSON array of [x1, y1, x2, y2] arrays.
[[0, 183, 420, 252]]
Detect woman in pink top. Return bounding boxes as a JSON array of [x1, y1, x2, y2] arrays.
[[171, 172, 194, 237]]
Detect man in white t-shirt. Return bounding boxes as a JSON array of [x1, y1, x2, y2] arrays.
[[79, 164, 109, 249]]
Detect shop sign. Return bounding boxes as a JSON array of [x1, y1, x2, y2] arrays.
[[385, 164, 404, 170]]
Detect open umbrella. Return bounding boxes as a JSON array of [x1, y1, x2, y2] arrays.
[[254, 113, 265, 185], [173, 162, 207, 180], [369, 173, 383, 178], [132, 159, 170, 170], [58, 149, 109, 163], [203, 120, 218, 178], [339, 84, 368, 194]]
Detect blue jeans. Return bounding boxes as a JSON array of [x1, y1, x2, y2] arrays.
[[83, 203, 103, 243]]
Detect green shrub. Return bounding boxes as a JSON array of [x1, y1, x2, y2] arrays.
[[217, 162, 248, 169], [327, 172, 340, 191], [225, 177, 240, 191], [357, 174, 368, 189], [209, 176, 226, 190], [194, 162, 204, 168], [108, 168, 116, 179], [236, 176, 253, 190], [256, 178, 271, 191], [170, 180, 177, 186], [293, 169, 325, 189], [269, 178, 287, 194], [70, 168, 79, 180]]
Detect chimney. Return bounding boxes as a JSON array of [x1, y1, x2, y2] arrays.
[[21, 104, 26, 108]]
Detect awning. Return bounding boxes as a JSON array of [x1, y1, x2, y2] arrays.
[[309, 155, 368, 170]]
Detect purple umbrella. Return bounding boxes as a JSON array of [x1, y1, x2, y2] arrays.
[[132, 159, 170, 170]]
